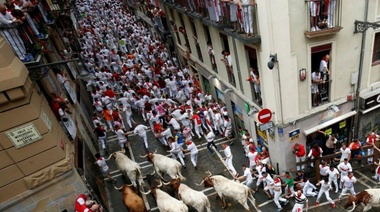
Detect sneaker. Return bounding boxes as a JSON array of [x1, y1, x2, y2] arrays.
[[211, 152, 215, 156], [331, 203, 335, 208], [316, 26, 321, 31], [335, 190, 339, 194], [311, 27, 316, 32], [276, 208, 283, 211], [314, 202, 319, 206], [372, 176, 377, 180], [283, 200, 289, 206]]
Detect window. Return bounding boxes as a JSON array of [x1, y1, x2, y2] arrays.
[[190, 19, 203, 62], [372, 33, 380, 64], [204, 25, 217, 72], [311, 43, 331, 107], [220, 33, 235, 86], [245, 46, 261, 106]]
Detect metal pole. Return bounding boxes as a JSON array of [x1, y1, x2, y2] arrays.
[[27, 58, 79, 69]]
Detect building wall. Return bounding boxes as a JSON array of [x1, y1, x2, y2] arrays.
[[0, 34, 88, 211]]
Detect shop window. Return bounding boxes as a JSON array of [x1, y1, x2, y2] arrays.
[[372, 33, 380, 64], [311, 43, 331, 107], [204, 25, 217, 72], [245, 46, 261, 106], [306, 118, 351, 156], [190, 19, 203, 62], [232, 101, 244, 135], [305, 0, 342, 37]]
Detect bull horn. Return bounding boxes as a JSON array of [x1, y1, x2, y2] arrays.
[[114, 185, 123, 191], [140, 153, 148, 158], [151, 170, 156, 175], [140, 188, 151, 195], [206, 170, 212, 176], [195, 179, 205, 186], [162, 181, 171, 186], [346, 202, 356, 212], [157, 180, 163, 188], [107, 153, 115, 160], [154, 149, 157, 154]]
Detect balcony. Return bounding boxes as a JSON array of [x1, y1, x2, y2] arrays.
[[0, 23, 43, 64], [304, 0, 343, 38]]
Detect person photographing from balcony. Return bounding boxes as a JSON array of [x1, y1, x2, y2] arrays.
[[311, 69, 323, 107]]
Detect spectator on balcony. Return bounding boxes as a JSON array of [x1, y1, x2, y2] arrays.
[[325, 0, 336, 28], [311, 69, 322, 107], [206, 0, 220, 22], [309, 0, 320, 31], [10, 0, 45, 38], [247, 67, 261, 104], [239, 0, 254, 36]]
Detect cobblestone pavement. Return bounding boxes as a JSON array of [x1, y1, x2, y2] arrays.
[[99, 115, 380, 212]]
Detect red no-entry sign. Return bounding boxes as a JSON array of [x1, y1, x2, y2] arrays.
[[258, 108, 272, 124]]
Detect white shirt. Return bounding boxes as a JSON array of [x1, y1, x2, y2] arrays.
[[338, 162, 352, 174], [116, 129, 127, 142], [340, 147, 351, 161], [206, 131, 215, 142], [319, 165, 330, 176], [256, 165, 266, 178], [186, 142, 198, 154], [341, 176, 356, 188], [168, 118, 180, 130], [96, 157, 109, 172], [134, 125, 148, 137], [223, 146, 232, 158], [319, 180, 332, 191], [327, 168, 339, 179], [248, 151, 258, 166], [243, 168, 253, 182]]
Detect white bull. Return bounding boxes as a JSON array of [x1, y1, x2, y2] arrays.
[[165, 179, 211, 212], [141, 181, 188, 212], [140, 151, 185, 180], [108, 151, 142, 187], [344, 189, 380, 212], [197, 172, 261, 212]]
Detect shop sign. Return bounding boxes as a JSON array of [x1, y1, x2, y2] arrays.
[[325, 128, 332, 135], [259, 121, 273, 131], [5, 123, 42, 148], [289, 128, 300, 141], [278, 128, 284, 136], [339, 120, 346, 129]]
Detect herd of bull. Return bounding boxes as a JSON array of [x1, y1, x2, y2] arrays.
[[108, 151, 261, 212]]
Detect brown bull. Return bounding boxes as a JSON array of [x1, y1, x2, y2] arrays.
[[114, 184, 147, 212]]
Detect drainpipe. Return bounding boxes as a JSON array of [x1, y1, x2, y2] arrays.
[[353, 0, 369, 139]]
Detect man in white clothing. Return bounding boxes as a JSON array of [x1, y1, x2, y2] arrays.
[[314, 177, 335, 208], [222, 144, 237, 177], [327, 165, 340, 193], [133, 123, 149, 149], [168, 137, 186, 168], [183, 140, 198, 169], [338, 172, 356, 201], [286, 190, 309, 212], [235, 164, 254, 189], [271, 175, 289, 211], [338, 143, 351, 163], [337, 158, 352, 189], [115, 125, 130, 152]]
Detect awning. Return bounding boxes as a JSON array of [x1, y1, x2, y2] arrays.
[[303, 111, 357, 136]]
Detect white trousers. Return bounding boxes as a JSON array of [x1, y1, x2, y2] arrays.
[[327, 0, 336, 27], [242, 5, 253, 34], [171, 150, 185, 166], [139, 134, 148, 149], [296, 155, 306, 171], [225, 156, 237, 176], [329, 177, 339, 192], [190, 152, 198, 167], [339, 187, 356, 199], [292, 203, 304, 212], [316, 189, 334, 204], [274, 191, 287, 209]]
